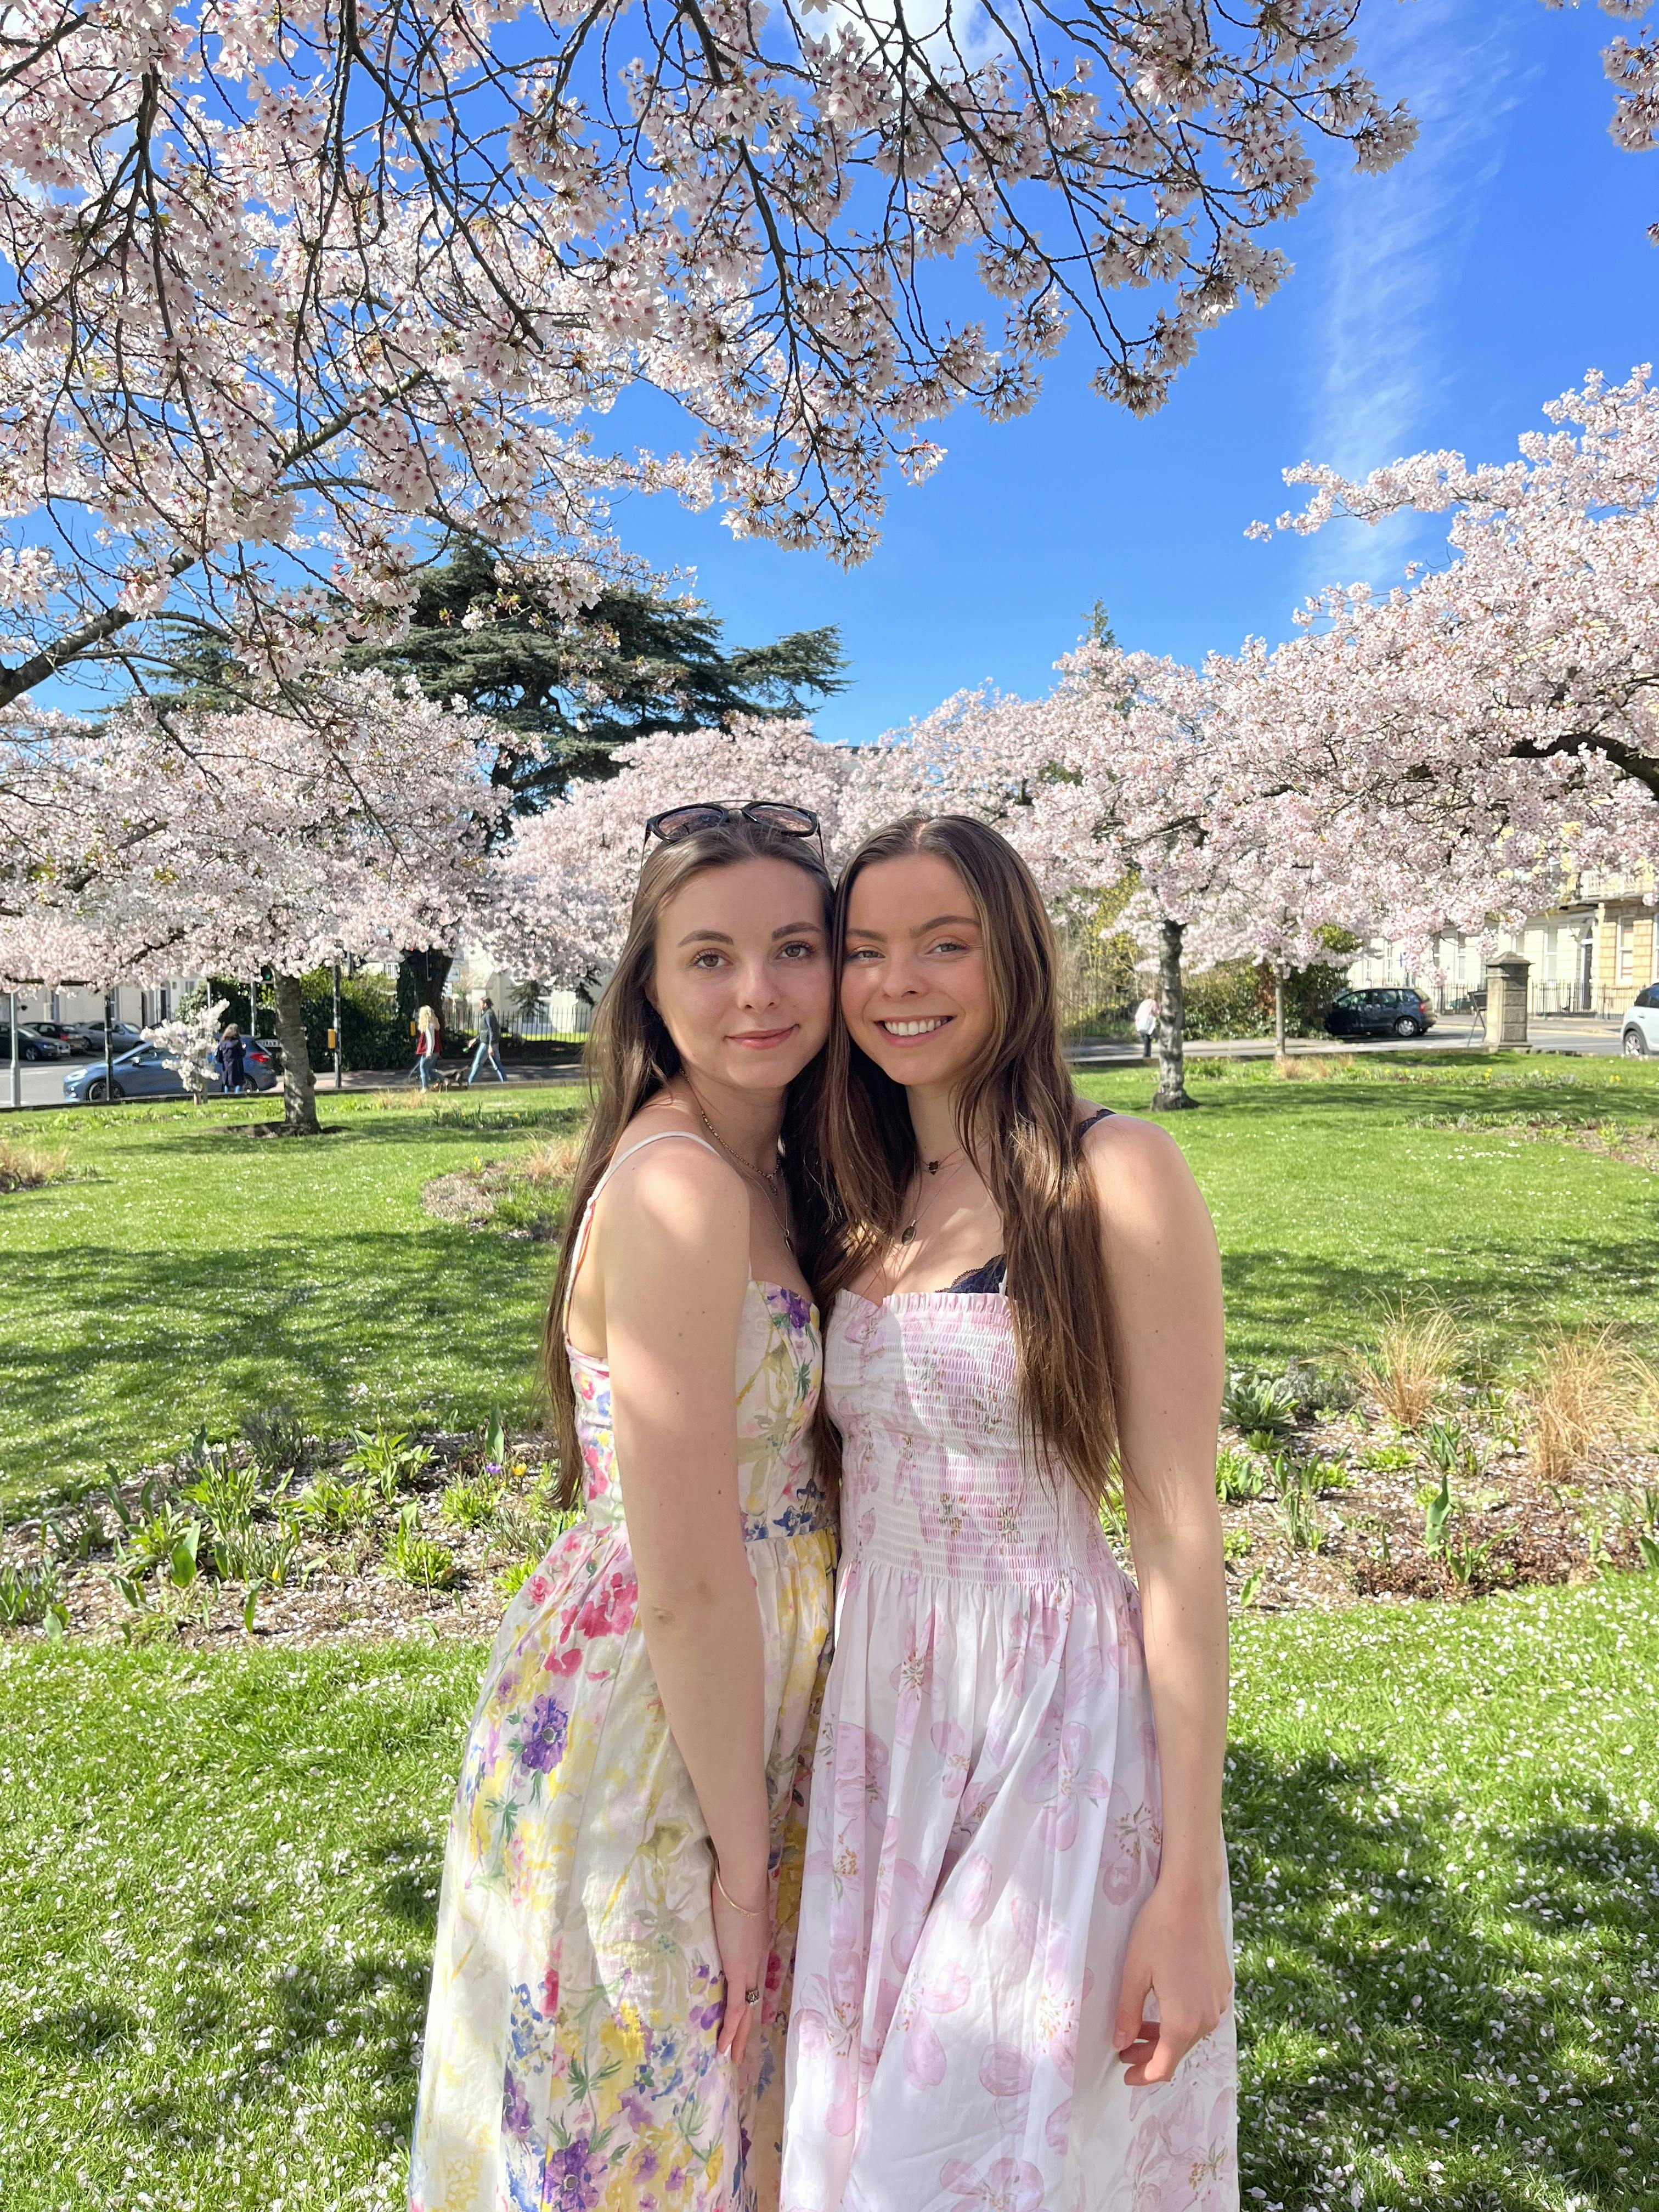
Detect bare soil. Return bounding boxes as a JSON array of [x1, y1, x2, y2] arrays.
[[4, 1404, 1655, 1650]]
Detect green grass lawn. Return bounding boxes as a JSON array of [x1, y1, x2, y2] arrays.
[[2, 1055, 1657, 1509], [0, 1091, 588, 1509], [3, 1576, 1655, 2211], [1074, 1054, 1659, 1373]]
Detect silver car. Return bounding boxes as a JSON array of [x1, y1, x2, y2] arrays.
[[63, 1041, 280, 1103], [1622, 984, 1659, 1057]]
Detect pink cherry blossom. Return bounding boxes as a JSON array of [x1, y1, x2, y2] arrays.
[[939, 2154, 1047, 2212], [1022, 1716, 1111, 1852]]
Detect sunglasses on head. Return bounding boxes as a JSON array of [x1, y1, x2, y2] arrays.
[[642, 800, 825, 862]]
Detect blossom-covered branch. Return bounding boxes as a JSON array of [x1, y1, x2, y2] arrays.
[[0, 0, 1413, 701]]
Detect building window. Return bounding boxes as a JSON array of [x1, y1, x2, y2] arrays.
[[1618, 917, 1634, 983]]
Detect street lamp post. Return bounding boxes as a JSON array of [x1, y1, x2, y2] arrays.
[[102, 990, 115, 1102], [332, 963, 343, 1092], [7, 992, 18, 1110]]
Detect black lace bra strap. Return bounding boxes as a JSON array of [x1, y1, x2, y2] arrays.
[[944, 1252, 1008, 1295], [1077, 1105, 1115, 1135]]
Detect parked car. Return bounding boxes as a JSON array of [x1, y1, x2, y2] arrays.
[[62, 1019, 146, 1055], [14, 1023, 71, 1062], [22, 1019, 82, 1053], [1324, 986, 1437, 1041], [63, 1042, 279, 1103], [1622, 983, 1659, 1057]]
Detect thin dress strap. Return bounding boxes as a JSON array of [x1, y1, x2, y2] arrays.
[[563, 1129, 723, 1324]]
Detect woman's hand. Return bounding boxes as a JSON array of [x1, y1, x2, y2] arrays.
[[1111, 1875, 1233, 2087], [712, 1865, 772, 2066]]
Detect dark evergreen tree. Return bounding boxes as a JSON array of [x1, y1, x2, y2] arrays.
[[154, 545, 849, 1012], [348, 540, 848, 814]]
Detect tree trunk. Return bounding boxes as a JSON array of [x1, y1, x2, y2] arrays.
[[1152, 917, 1195, 1111], [272, 971, 320, 1134], [1274, 971, 1288, 1057]]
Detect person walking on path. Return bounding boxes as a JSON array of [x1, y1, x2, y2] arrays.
[[409, 806, 838, 2212], [215, 1023, 248, 1096], [1134, 988, 1160, 1060], [415, 1004, 443, 1090], [782, 813, 1236, 2212], [467, 996, 506, 1084]]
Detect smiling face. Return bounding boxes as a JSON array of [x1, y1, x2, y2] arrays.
[[839, 851, 994, 1090], [649, 854, 832, 1093]]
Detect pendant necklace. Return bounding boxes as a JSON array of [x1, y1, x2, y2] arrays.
[[690, 1093, 794, 1254], [898, 1146, 964, 1246]]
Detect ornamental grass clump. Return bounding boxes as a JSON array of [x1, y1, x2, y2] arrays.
[[287, 1470, 377, 1534], [0, 1136, 70, 1192], [1520, 1326, 1657, 1485], [1215, 1445, 1268, 1504], [1272, 1053, 1355, 1082], [522, 1131, 584, 1188], [0, 1555, 65, 1626], [1346, 1299, 1463, 1430]]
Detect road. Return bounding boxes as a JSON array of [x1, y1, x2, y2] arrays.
[[2, 1018, 1639, 1112], [1, 1057, 586, 1111]]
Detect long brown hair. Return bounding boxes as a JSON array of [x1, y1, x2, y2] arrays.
[[544, 817, 834, 1510], [820, 814, 1120, 1505]]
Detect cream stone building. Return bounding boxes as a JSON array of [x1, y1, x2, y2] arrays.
[[1347, 870, 1657, 1017]]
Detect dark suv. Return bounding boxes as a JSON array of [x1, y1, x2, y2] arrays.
[[1325, 986, 1436, 1040]]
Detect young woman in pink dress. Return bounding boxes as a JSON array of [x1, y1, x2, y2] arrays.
[[782, 814, 1237, 2212]]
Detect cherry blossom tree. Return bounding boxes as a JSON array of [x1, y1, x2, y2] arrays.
[[1545, 2, 1659, 222], [9, 674, 507, 1130], [489, 718, 861, 987], [1246, 365, 1659, 882], [0, 1, 1414, 712], [143, 997, 231, 1101]]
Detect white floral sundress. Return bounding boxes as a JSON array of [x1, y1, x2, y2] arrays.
[[411, 1131, 837, 2212], [781, 1280, 1238, 2212]]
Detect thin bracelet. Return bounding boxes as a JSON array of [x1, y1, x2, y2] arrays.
[[714, 1864, 764, 1918]]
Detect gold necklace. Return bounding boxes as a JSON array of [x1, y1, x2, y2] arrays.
[[688, 1091, 794, 1252], [898, 1147, 964, 1246]]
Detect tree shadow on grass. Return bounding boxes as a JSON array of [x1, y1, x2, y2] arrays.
[[1226, 1742, 1650, 2211], [111, 1094, 590, 1161], [0, 1227, 555, 1505], [1220, 1231, 1659, 1367], [1169, 1064, 1659, 1125], [91, 1821, 444, 2159]]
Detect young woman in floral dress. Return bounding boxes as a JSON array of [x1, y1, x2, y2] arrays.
[[411, 808, 839, 2212], [782, 815, 1238, 2212]]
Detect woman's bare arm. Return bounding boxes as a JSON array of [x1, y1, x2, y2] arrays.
[[1086, 1113, 1233, 2086], [594, 1142, 771, 2053]]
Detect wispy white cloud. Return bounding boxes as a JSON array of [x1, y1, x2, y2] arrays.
[[1294, 0, 1532, 594]]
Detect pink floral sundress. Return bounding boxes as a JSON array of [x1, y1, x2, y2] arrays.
[[781, 1284, 1238, 2212], [411, 1132, 836, 2212]]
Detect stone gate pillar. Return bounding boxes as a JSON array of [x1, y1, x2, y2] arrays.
[[1485, 950, 1531, 1046]]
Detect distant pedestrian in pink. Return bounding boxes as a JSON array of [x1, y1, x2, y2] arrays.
[[782, 814, 1237, 2212]]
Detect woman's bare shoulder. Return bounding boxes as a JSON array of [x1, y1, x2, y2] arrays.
[[1076, 1104, 1207, 1226]]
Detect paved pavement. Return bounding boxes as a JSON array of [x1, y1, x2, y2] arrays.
[[2, 1018, 1638, 1113], [1073, 1013, 1635, 1067]]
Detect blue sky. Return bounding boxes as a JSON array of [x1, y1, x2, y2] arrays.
[[608, 0, 1659, 746]]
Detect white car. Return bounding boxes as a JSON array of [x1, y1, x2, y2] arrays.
[[1623, 984, 1659, 1057]]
